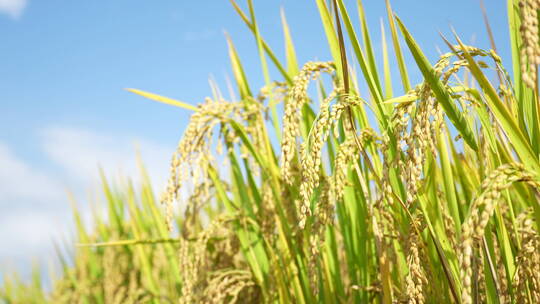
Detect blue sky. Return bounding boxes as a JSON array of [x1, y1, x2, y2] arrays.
[[0, 0, 509, 280]]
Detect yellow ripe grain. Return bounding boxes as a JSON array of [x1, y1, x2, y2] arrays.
[[281, 61, 334, 185], [513, 211, 540, 303], [405, 230, 427, 304], [298, 90, 338, 229], [459, 163, 540, 304], [519, 0, 540, 88]]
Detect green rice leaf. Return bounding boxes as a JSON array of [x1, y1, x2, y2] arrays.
[[126, 88, 198, 111], [395, 16, 479, 151]]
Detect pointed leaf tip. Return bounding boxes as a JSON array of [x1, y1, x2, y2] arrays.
[[126, 88, 198, 111], [395, 15, 479, 151]]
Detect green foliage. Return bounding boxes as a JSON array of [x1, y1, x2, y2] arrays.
[[3, 1, 540, 303]]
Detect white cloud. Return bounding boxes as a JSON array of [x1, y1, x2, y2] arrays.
[[0, 141, 67, 279], [0, 211, 65, 258], [0, 142, 64, 204], [0, 0, 27, 19], [40, 126, 172, 189], [0, 127, 173, 281]]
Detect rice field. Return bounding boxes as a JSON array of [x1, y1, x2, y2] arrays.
[[2, 0, 540, 303]]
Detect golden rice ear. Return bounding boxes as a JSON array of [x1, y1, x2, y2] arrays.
[[459, 163, 540, 304], [6, 1, 540, 304], [281, 61, 335, 186], [513, 211, 540, 303], [517, 0, 540, 89]]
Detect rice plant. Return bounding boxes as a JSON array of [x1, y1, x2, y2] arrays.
[[2, 0, 540, 303]]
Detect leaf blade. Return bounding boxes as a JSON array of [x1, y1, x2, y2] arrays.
[[395, 16, 479, 151], [126, 88, 198, 111]]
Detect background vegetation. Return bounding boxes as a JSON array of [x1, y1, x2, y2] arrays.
[[2, 0, 540, 303]]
